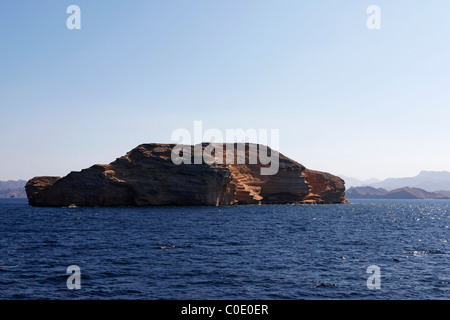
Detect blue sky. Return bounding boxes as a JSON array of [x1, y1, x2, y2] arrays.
[[1, 1, 450, 181]]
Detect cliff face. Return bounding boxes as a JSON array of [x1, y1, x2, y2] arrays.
[[26, 143, 347, 207]]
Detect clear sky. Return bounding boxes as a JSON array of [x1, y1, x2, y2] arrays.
[[1, 1, 450, 181]]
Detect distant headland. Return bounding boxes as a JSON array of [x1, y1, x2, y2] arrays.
[[343, 171, 450, 199], [346, 186, 450, 200], [0, 180, 27, 199], [25, 143, 348, 207]]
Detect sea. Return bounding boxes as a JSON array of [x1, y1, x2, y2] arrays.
[[0, 198, 448, 300]]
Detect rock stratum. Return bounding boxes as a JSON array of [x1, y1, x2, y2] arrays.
[[26, 143, 347, 207]]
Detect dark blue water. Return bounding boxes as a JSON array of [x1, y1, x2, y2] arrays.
[[0, 198, 448, 300]]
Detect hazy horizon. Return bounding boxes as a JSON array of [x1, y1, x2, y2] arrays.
[[1, 1, 450, 181], [2, 164, 440, 183]]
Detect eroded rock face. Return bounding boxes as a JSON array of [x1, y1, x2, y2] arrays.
[[26, 143, 347, 207]]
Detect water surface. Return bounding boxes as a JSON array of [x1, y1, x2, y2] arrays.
[[0, 199, 448, 299]]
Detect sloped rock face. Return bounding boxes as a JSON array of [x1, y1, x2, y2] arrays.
[[26, 143, 347, 207], [303, 169, 348, 204]]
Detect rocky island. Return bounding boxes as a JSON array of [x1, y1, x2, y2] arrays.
[[26, 143, 347, 207]]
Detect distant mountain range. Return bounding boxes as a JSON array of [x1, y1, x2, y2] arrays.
[[339, 176, 381, 188], [341, 171, 450, 193], [0, 180, 27, 198], [346, 186, 450, 200]]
